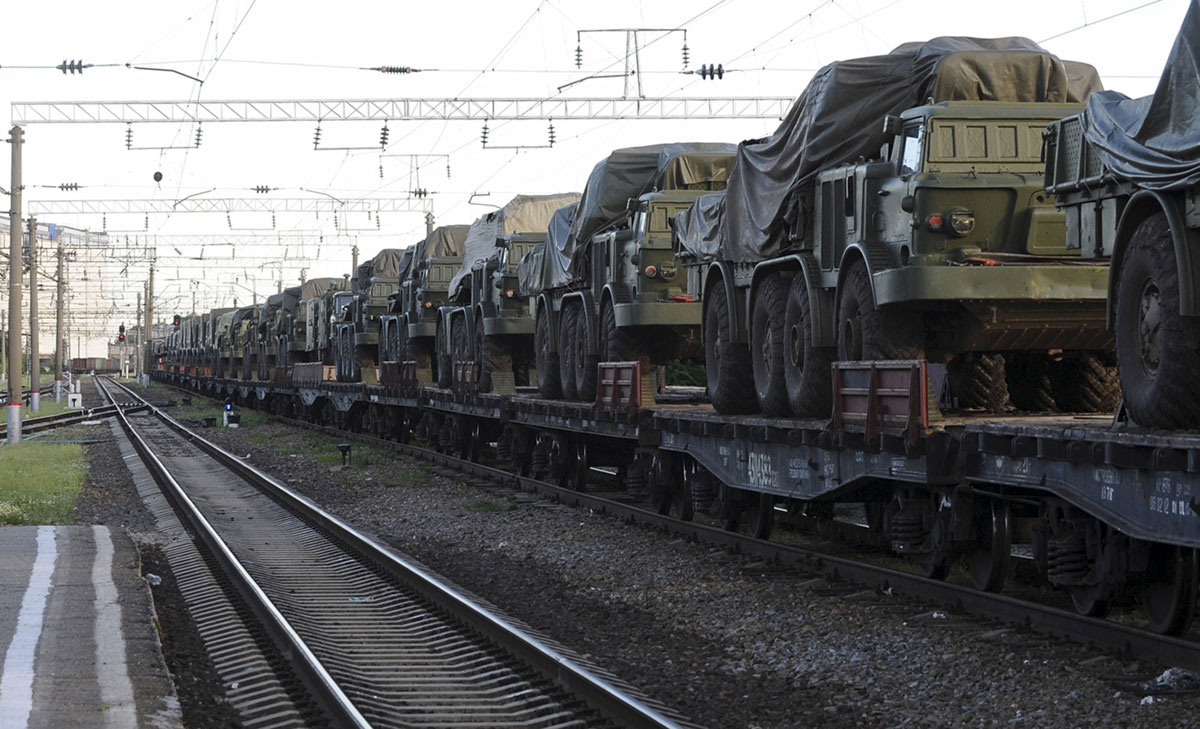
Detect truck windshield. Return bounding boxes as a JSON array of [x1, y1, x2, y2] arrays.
[[901, 123, 924, 175]]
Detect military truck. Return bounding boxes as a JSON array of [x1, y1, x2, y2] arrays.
[[379, 225, 470, 385], [1044, 5, 1200, 429], [521, 144, 735, 401], [295, 275, 349, 366], [283, 277, 344, 367], [201, 308, 234, 376], [678, 37, 1114, 416], [215, 307, 252, 378], [441, 193, 580, 392], [332, 247, 410, 382]]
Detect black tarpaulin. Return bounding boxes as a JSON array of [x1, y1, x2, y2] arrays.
[[674, 191, 725, 258], [716, 36, 1102, 263], [1082, 0, 1200, 190], [519, 202, 576, 296]]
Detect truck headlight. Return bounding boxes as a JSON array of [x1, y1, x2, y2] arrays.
[[946, 209, 975, 237]]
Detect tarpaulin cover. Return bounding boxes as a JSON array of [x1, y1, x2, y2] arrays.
[[711, 36, 1102, 262], [299, 277, 346, 301], [674, 191, 726, 258], [564, 143, 737, 278], [1081, 0, 1200, 190], [418, 225, 470, 261], [449, 192, 581, 300], [368, 248, 408, 280], [519, 202, 577, 295]]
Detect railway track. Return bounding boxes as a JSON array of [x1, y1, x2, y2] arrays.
[[152, 382, 1200, 674], [0, 402, 146, 439], [97, 377, 694, 729]]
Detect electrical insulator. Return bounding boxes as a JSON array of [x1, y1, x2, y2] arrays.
[[481, 121, 489, 147], [548, 120, 556, 147], [125, 124, 133, 150], [313, 123, 323, 149], [271, 213, 276, 229], [379, 123, 390, 149], [102, 213, 107, 230], [194, 124, 203, 148], [446, 161, 451, 178], [379, 163, 384, 179], [371, 66, 415, 74], [144, 214, 149, 230], [57, 59, 86, 75], [681, 43, 690, 68], [58, 183, 79, 191], [227, 213, 232, 229], [699, 63, 725, 80], [333, 212, 339, 230], [253, 185, 271, 194], [575, 43, 583, 69]]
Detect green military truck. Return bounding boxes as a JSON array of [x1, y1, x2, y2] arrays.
[[333, 248, 410, 382], [379, 225, 470, 386], [296, 276, 349, 367], [521, 143, 735, 401], [1044, 5, 1200, 429], [442, 193, 580, 392], [679, 37, 1114, 416]]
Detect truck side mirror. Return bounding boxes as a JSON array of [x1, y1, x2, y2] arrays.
[[495, 237, 509, 248], [882, 114, 901, 137]]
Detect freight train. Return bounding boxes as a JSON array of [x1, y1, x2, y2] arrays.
[[155, 29, 1200, 638]]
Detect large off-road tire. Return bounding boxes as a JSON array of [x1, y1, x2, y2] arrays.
[[535, 307, 562, 399], [600, 299, 639, 363], [946, 353, 1009, 412], [836, 262, 924, 361], [451, 316, 470, 388], [1049, 352, 1121, 413], [1005, 352, 1056, 411], [1115, 213, 1200, 428], [435, 320, 452, 388], [573, 305, 598, 401], [559, 303, 579, 400], [476, 316, 511, 393], [704, 282, 757, 414], [750, 274, 791, 416], [784, 274, 833, 417]]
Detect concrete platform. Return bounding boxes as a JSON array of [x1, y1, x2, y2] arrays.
[[0, 525, 180, 729]]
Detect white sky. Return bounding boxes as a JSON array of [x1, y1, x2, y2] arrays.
[[0, 0, 1188, 356]]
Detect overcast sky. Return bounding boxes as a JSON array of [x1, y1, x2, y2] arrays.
[[0, 0, 1187, 355]]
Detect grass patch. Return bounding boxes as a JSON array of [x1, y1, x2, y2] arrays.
[[468, 498, 511, 513], [387, 467, 425, 488], [0, 442, 87, 524], [23, 397, 72, 419]]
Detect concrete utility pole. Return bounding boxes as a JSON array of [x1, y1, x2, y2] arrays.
[[27, 217, 39, 413], [351, 245, 359, 273], [8, 125, 23, 444], [425, 212, 435, 236], [54, 244, 64, 402], [144, 265, 153, 385], [134, 291, 141, 382]]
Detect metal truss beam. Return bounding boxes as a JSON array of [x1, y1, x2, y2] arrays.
[[12, 96, 792, 124], [28, 197, 432, 215]]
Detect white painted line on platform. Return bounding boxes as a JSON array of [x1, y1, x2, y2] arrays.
[[0, 526, 57, 729], [92, 526, 137, 726]]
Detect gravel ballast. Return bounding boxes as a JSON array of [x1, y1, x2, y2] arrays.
[[158, 392, 1200, 729]]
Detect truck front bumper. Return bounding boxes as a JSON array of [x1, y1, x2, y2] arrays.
[[613, 300, 702, 328], [872, 264, 1109, 306]]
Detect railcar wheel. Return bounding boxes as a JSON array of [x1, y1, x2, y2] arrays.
[[534, 307, 562, 399], [750, 274, 791, 416], [559, 304, 579, 400], [745, 493, 775, 540], [451, 317, 471, 388], [1142, 544, 1199, 636], [967, 499, 1012, 592], [705, 283, 757, 414], [1115, 213, 1200, 427], [570, 441, 589, 491]]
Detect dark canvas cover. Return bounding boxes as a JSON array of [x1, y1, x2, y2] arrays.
[[1081, 0, 1200, 190], [518, 202, 576, 295], [713, 36, 1102, 262]]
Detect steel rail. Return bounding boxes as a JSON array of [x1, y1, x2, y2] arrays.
[[218, 391, 1200, 674], [0, 402, 146, 439], [105, 377, 690, 729], [96, 378, 371, 728]]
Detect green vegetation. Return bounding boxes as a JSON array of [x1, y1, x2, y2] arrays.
[[665, 359, 706, 387], [23, 397, 71, 419], [468, 498, 512, 513], [0, 442, 87, 524]]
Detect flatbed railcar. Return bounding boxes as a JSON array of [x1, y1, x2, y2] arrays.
[[154, 359, 1200, 637]]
